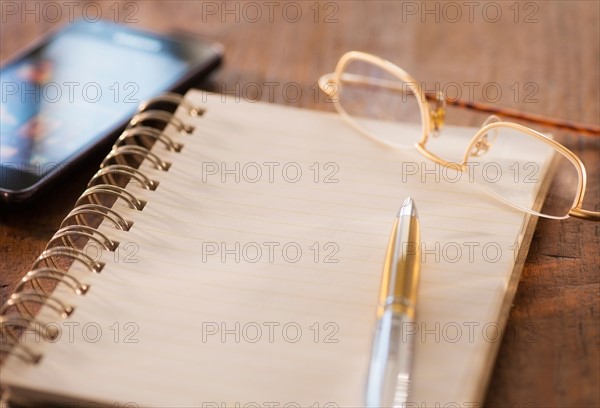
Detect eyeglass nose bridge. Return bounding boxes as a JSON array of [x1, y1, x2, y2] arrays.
[[428, 91, 446, 136], [468, 115, 501, 157], [469, 133, 495, 157]]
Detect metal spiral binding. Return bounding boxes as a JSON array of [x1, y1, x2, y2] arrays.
[[0, 292, 74, 320], [15, 268, 90, 296], [137, 92, 205, 117], [76, 184, 147, 211], [89, 165, 159, 190], [102, 145, 172, 171], [47, 225, 119, 252], [1, 315, 48, 363], [61, 204, 132, 231], [0, 93, 200, 365], [116, 126, 184, 152], [32, 247, 105, 274], [129, 110, 195, 134]]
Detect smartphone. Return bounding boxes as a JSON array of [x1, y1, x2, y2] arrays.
[[0, 19, 223, 203]]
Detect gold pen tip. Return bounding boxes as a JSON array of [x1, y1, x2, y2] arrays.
[[398, 197, 418, 218]]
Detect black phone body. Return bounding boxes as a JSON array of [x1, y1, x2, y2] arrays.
[[0, 19, 223, 203]]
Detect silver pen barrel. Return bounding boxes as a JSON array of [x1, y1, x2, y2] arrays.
[[366, 197, 420, 408]]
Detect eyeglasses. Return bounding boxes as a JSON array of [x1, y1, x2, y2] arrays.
[[318, 51, 599, 222]]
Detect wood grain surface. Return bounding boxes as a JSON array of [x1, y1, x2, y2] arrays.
[[1, 1, 598, 407]]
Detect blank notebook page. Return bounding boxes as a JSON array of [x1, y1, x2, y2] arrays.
[[2, 90, 554, 407]]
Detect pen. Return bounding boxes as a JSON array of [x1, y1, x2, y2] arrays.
[[366, 197, 421, 408]]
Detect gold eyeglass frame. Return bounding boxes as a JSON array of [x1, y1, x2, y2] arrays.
[[318, 51, 599, 222]]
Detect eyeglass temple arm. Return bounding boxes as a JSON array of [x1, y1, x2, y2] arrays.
[[569, 208, 600, 222], [437, 97, 600, 136], [336, 73, 600, 136]]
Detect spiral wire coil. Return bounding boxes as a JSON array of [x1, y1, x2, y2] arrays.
[[0, 93, 200, 364]]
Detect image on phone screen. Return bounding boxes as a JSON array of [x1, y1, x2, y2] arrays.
[[0, 19, 222, 201]]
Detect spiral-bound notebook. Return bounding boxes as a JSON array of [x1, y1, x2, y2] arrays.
[[1, 90, 555, 407]]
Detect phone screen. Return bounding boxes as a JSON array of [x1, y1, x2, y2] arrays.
[[0, 19, 220, 197]]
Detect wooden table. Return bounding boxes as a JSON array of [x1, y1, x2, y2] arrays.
[[1, 1, 598, 407]]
